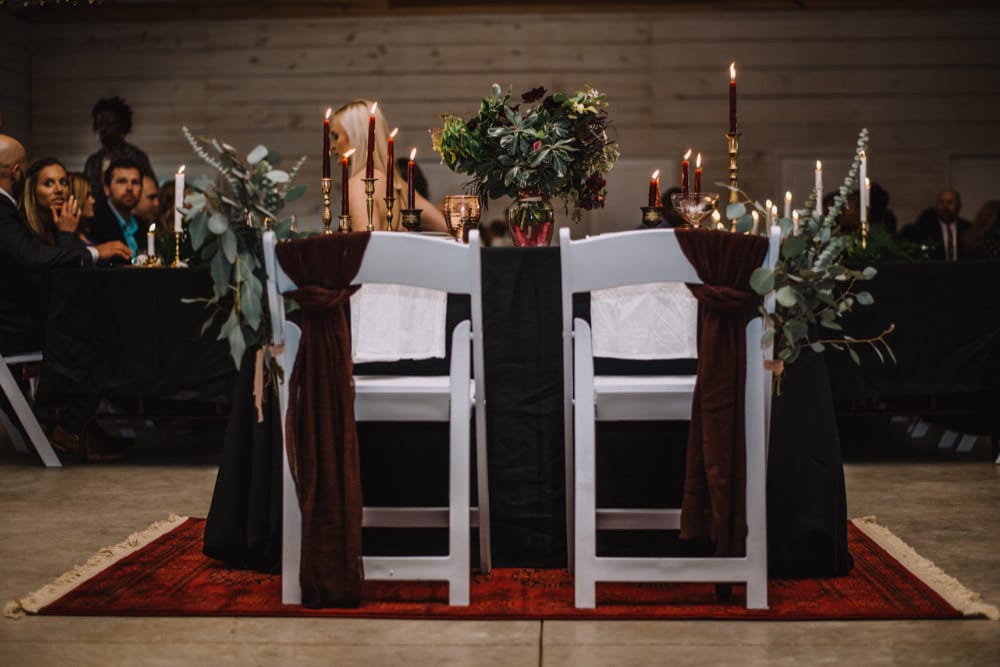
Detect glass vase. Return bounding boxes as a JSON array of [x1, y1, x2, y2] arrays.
[[507, 191, 555, 247]]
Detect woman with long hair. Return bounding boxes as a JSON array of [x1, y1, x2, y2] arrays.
[[331, 100, 447, 232], [18, 157, 84, 244]]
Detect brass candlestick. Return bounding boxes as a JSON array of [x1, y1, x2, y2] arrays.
[[640, 206, 662, 228], [321, 177, 333, 234], [400, 208, 422, 232], [384, 196, 396, 231], [171, 231, 182, 267], [724, 130, 741, 230], [362, 177, 377, 231], [339, 213, 351, 233]]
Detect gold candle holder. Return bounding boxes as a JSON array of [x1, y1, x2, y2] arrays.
[[362, 177, 377, 232], [384, 196, 396, 231], [400, 208, 422, 232], [171, 231, 182, 267], [338, 213, 351, 233], [640, 206, 662, 228], [724, 131, 742, 231], [321, 177, 333, 234]]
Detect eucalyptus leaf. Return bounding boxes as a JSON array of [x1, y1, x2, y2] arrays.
[[200, 315, 216, 337], [781, 235, 806, 259], [726, 202, 746, 220], [856, 291, 874, 305], [810, 342, 826, 353], [848, 347, 861, 365], [247, 144, 268, 165], [775, 285, 798, 307], [284, 184, 306, 202], [749, 267, 775, 295], [218, 307, 238, 341], [266, 170, 290, 184], [228, 325, 246, 369], [221, 228, 238, 263], [208, 212, 229, 235], [819, 319, 843, 330], [241, 281, 262, 329], [761, 328, 775, 345], [210, 251, 231, 299], [735, 214, 754, 233], [189, 212, 209, 250], [863, 266, 877, 280]]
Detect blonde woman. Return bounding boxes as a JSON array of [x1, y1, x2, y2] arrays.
[[331, 100, 447, 232], [68, 171, 97, 220]]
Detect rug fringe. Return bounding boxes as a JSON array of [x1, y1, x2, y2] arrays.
[[852, 516, 998, 621], [4, 514, 189, 620]]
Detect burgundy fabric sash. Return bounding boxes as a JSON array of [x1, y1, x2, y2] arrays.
[[275, 232, 371, 608], [675, 229, 768, 557]]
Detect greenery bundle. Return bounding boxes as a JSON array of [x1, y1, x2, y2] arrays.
[[181, 127, 306, 368]]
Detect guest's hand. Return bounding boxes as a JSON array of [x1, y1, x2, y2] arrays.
[[52, 194, 83, 233], [95, 241, 132, 262]]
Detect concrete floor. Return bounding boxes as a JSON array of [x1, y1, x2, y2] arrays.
[[0, 438, 998, 666]]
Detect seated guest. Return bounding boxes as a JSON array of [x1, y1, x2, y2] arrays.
[[900, 188, 971, 260], [87, 158, 145, 263], [0, 138, 131, 462], [83, 96, 154, 209], [132, 173, 161, 228], [331, 100, 447, 232], [961, 200, 1000, 260], [68, 171, 97, 245]]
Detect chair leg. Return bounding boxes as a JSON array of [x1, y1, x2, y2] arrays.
[[0, 407, 31, 453], [0, 362, 61, 467]]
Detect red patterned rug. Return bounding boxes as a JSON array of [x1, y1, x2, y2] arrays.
[[7, 517, 996, 620]]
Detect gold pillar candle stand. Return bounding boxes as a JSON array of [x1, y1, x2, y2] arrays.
[[362, 177, 377, 232], [384, 196, 396, 231], [171, 231, 182, 267], [640, 206, 662, 228], [321, 178, 333, 234], [338, 214, 352, 233], [400, 208, 423, 232], [724, 130, 742, 232]]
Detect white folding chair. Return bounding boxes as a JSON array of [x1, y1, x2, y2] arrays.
[[0, 351, 61, 467], [263, 230, 488, 606], [560, 226, 780, 609]]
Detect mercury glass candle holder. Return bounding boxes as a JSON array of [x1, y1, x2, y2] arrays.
[[670, 192, 720, 229]]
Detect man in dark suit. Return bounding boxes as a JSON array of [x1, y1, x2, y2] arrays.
[[900, 188, 971, 261], [86, 157, 145, 264]]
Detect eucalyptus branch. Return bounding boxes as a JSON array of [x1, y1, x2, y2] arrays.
[[816, 323, 895, 347]]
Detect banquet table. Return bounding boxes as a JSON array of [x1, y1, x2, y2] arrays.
[[826, 260, 1000, 446]]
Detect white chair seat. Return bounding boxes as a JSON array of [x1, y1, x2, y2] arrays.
[[592, 375, 695, 421], [354, 375, 474, 422]]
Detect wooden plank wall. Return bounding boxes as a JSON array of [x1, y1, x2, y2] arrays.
[[17, 8, 1000, 233], [0, 13, 32, 140]]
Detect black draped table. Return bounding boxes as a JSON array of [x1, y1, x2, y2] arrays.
[[39, 266, 235, 403], [826, 260, 1000, 447]]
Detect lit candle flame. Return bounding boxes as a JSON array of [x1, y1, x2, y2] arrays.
[[389, 127, 399, 139], [793, 210, 800, 222], [325, 107, 332, 120], [409, 147, 417, 160], [149, 223, 155, 233], [370, 101, 378, 114], [771, 204, 778, 217], [178, 165, 185, 175], [816, 160, 822, 170], [343, 148, 357, 159], [651, 169, 660, 180], [695, 153, 701, 168], [859, 149, 866, 159], [865, 177, 871, 188], [684, 148, 692, 160], [765, 199, 773, 211], [730, 62, 736, 81], [712, 210, 721, 222], [785, 191, 792, 202]]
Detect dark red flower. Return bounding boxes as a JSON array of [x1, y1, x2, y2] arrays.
[[521, 87, 546, 103]]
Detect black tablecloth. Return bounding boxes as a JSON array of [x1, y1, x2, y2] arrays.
[[827, 260, 1000, 440], [40, 266, 235, 403]]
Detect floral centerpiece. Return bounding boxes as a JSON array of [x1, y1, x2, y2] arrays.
[[180, 127, 306, 368], [732, 128, 894, 382], [432, 84, 619, 246]]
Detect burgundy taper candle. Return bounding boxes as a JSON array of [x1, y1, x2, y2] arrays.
[[681, 149, 691, 197], [341, 148, 355, 216], [322, 108, 331, 179], [386, 128, 397, 197], [694, 153, 702, 194], [648, 169, 660, 207], [407, 147, 416, 208], [729, 62, 737, 134], [365, 102, 377, 179]]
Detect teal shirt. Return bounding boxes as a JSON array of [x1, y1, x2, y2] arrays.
[[108, 202, 139, 258]]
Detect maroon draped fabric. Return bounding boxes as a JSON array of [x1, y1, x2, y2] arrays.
[[275, 232, 371, 608], [675, 229, 768, 557]]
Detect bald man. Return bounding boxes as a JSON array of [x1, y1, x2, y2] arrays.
[[0, 134, 129, 354]]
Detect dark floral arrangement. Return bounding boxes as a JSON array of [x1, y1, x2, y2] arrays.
[[431, 84, 620, 220]]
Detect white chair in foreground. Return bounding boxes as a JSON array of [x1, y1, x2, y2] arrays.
[[0, 351, 61, 467], [263, 230, 488, 606], [560, 226, 780, 609]]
